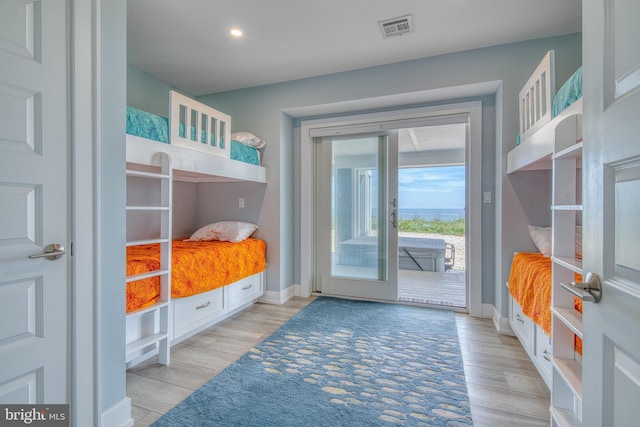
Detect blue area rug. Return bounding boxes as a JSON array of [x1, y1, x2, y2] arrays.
[[153, 297, 472, 426]]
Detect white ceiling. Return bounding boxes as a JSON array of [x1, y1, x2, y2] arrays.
[[127, 0, 582, 96], [399, 124, 466, 154]]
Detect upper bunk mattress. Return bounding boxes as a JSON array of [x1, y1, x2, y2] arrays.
[[126, 106, 261, 166]]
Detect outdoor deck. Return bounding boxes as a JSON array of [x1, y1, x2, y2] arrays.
[[330, 262, 467, 309], [397, 269, 466, 308]]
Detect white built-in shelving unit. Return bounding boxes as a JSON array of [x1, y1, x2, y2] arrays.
[[550, 113, 583, 427]]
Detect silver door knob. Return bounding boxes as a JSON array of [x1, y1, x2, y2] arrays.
[[560, 272, 602, 303], [28, 243, 66, 260]]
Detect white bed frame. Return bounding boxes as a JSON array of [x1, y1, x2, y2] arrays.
[[505, 51, 584, 389], [507, 51, 583, 173], [126, 90, 266, 183], [125, 92, 267, 368]]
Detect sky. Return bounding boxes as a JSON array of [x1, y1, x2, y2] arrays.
[[398, 166, 465, 210]]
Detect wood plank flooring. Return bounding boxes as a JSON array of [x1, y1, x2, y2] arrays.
[[127, 297, 550, 426]]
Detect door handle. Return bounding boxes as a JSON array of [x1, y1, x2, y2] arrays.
[[28, 243, 66, 261], [390, 210, 397, 228], [560, 272, 602, 303]]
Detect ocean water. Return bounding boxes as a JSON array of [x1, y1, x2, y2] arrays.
[[398, 208, 465, 221]]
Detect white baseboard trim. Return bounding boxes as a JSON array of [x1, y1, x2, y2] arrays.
[[492, 306, 514, 336], [259, 284, 298, 305], [101, 397, 133, 427], [481, 303, 494, 319]]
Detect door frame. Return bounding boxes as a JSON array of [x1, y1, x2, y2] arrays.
[[70, 0, 98, 424], [300, 101, 482, 317]]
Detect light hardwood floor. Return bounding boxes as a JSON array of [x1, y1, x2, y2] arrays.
[[127, 297, 550, 426]]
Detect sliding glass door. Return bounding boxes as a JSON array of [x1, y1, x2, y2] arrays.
[[315, 132, 398, 301]]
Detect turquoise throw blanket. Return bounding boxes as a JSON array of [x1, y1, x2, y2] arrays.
[[552, 66, 583, 117], [126, 106, 169, 143]]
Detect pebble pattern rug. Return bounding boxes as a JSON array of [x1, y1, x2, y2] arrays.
[[153, 297, 472, 426]]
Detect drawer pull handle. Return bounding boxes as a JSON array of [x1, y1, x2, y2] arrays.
[[515, 314, 525, 324], [542, 349, 551, 362], [242, 283, 253, 290], [196, 301, 211, 310]]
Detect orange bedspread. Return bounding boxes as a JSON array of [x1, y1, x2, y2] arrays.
[[508, 252, 583, 355], [509, 253, 554, 335], [126, 238, 266, 313]]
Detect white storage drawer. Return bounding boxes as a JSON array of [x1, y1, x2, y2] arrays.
[[173, 287, 225, 340], [229, 273, 263, 311], [509, 295, 533, 351], [534, 324, 553, 383]]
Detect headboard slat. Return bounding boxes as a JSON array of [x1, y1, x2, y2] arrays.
[[519, 50, 556, 143]]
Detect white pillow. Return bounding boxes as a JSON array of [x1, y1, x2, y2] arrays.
[[528, 225, 582, 258], [187, 221, 259, 243], [528, 225, 552, 257], [231, 131, 266, 149]]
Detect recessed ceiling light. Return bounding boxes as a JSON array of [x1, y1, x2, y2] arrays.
[[229, 28, 243, 38]]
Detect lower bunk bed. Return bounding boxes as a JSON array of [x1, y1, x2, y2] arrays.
[[506, 252, 582, 388], [125, 237, 267, 368]]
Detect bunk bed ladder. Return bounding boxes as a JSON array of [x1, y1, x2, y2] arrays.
[[125, 152, 173, 367]]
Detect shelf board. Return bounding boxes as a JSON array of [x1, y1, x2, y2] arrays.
[[552, 307, 583, 338], [552, 256, 583, 274], [553, 357, 583, 400], [126, 269, 170, 283], [550, 407, 581, 427], [126, 206, 170, 211], [126, 332, 169, 356], [126, 238, 171, 247], [126, 169, 171, 179], [552, 142, 583, 160], [552, 205, 583, 211], [126, 300, 169, 318]]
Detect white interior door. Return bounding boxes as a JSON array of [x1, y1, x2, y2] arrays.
[[315, 132, 398, 301], [582, 0, 640, 424], [0, 0, 69, 403]]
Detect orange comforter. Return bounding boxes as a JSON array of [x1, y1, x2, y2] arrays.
[[126, 238, 266, 313], [508, 252, 583, 354]]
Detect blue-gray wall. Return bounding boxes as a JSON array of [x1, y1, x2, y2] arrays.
[[127, 33, 581, 317], [127, 65, 192, 117]]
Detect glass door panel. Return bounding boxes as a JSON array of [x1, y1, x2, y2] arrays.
[[316, 132, 398, 301]]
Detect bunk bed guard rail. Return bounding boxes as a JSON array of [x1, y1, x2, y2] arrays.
[[169, 90, 231, 158], [519, 50, 556, 143]]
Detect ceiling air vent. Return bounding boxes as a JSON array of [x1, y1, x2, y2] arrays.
[[378, 14, 414, 39]]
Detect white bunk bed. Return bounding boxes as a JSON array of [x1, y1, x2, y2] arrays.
[[507, 50, 583, 173], [505, 50, 584, 426], [125, 92, 267, 368], [127, 91, 266, 183]]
